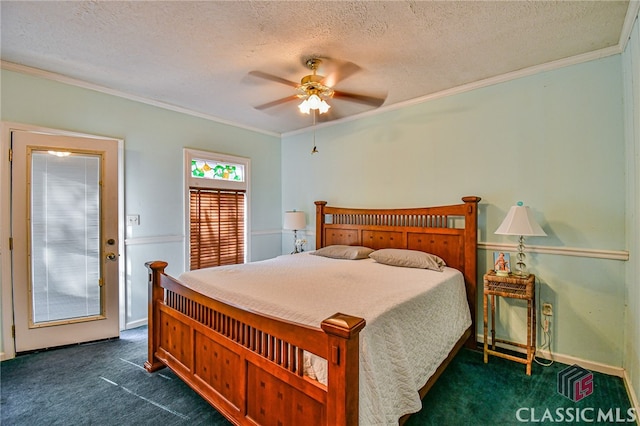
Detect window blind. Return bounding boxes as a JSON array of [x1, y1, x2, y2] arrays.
[[31, 152, 102, 322], [189, 188, 245, 270]]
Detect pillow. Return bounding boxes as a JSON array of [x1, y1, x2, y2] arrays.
[[369, 248, 446, 271], [311, 245, 375, 260]]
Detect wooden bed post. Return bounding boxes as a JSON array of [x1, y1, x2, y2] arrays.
[[461, 196, 481, 348], [321, 313, 366, 426], [315, 201, 327, 250], [144, 260, 167, 372]]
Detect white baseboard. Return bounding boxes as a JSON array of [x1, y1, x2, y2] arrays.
[[622, 369, 640, 425], [476, 333, 624, 376], [477, 333, 639, 421], [125, 318, 148, 330], [535, 348, 625, 377]]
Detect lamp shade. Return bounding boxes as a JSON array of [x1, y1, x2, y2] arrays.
[[298, 96, 331, 115], [495, 205, 546, 236], [307, 94, 322, 109], [283, 211, 306, 230], [298, 100, 311, 114]]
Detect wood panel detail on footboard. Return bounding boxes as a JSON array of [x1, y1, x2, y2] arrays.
[[144, 261, 366, 426]]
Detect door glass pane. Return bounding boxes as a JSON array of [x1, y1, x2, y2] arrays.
[[30, 150, 102, 324]]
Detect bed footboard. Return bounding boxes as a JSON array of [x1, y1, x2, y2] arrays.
[[144, 261, 365, 426]]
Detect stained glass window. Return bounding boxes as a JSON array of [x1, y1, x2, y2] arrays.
[[191, 159, 244, 182]]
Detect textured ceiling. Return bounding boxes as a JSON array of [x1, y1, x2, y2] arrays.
[[0, 1, 634, 134]]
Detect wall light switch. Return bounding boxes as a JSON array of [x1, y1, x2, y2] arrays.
[[127, 214, 140, 226]]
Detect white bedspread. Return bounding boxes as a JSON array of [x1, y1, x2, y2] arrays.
[[178, 253, 471, 425]]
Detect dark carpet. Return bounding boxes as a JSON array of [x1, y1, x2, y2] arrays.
[[1, 327, 633, 425], [1, 327, 229, 426], [406, 349, 634, 425]]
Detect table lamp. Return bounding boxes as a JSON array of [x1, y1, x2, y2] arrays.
[[495, 202, 546, 276]]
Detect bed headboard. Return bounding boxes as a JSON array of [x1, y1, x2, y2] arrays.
[[315, 196, 481, 346]]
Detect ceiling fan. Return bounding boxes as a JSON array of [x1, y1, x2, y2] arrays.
[[249, 58, 387, 118]]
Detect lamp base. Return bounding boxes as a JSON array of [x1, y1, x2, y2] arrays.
[[291, 229, 301, 254]]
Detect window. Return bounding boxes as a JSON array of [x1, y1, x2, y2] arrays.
[[184, 149, 250, 270], [189, 189, 245, 269], [190, 158, 245, 182]]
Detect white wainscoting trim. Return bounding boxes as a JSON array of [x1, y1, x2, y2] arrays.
[[124, 235, 629, 261], [252, 229, 282, 236], [125, 235, 184, 246], [480, 242, 629, 261], [125, 230, 282, 246]]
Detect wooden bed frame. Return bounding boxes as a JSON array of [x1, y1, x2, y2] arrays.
[[145, 196, 480, 425]]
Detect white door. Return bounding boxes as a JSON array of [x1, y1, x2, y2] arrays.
[[11, 130, 120, 352]]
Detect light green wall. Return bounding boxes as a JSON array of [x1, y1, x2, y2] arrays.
[[282, 55, 627, 367], [623, 12, 640, 406], [0, 69, 282, 335]]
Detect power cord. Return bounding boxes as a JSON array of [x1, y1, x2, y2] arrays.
[[535, 311, 554, 366]]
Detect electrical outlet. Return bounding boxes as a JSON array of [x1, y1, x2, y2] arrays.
[[126, 214, 140, 226], [542, 302, 553, 316]]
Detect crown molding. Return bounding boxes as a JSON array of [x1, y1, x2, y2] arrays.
[[0, 60, 280, 138], [284, 44, 623, 137], [0, 31, 627, 140], [620, 1, 640, 49]]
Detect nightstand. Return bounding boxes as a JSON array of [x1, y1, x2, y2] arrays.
[[483, 271, 536, 375]]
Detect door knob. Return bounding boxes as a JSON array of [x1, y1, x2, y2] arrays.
[[106, 252, 118, 261]]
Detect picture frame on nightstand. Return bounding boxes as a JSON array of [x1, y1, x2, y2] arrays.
[[493, 251, 511, 276]]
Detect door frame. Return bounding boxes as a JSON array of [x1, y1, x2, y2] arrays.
[[0, 122, 125, 360]]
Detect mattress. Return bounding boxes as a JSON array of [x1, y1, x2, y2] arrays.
[[178, 252, 471, 425]]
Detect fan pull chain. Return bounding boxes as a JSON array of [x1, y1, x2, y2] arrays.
[[311, 110, 319, 154]]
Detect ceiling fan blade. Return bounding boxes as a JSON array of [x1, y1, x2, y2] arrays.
[[321, 61, 361, 87], [254, 95, 299, 110], [333, 90, 386, 107], [248, 71, 299, 87]]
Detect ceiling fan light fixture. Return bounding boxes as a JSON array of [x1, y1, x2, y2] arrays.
[[318, 99, 331, 114], [307, 94, 322, 109], [298, 100, 311, 114], [251, 57, 384, 118], [298, 94, 331, 115]]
